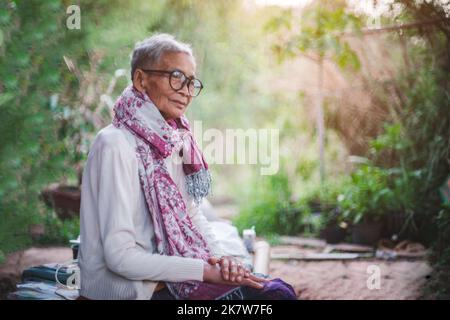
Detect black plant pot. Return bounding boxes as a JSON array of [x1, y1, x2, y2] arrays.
[[320, 224, 347, 244], [351, 219, 383, 246]]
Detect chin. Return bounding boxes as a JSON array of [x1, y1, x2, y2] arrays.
[[165, 112, 182, 121], [173, 109, 185, 119]]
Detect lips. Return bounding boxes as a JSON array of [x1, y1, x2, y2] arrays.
[[170, 99, 187, 109]]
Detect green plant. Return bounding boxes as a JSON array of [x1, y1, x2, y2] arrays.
[[265, 234, 282, 246], [337, 161, 425, 229], [368, 66, 448, 240], [0, 0, 118, 259], [234, 167, 351, 238], [423, 204, 450, 299], [36, 212, 80, 246], [338, 164, 390, 224], [266, 0, 362, 70], [293, 178, 348, 233], [233, 170, 299, 236]]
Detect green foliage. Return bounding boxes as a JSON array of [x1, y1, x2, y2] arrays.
[[0, 0, 80, 198], [233, 171, 297, 236], [386, 0, 450, 298], [0, 202, 35, 255], [233, 168, 347, 237], [370, 123, 408, 153], [37, 213, 80, 246], [332, 54, 448, 241], [337, 163, 421, 226], [423, 204, 450, 299], [336, 59, 448, 233], [267, 0, 362, 70], [0, 0, 116, 258]]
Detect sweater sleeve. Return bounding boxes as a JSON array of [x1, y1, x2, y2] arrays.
[[94, 139, 205, 282]]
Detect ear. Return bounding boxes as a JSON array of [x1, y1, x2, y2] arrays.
[[132, 69, 146, 92]]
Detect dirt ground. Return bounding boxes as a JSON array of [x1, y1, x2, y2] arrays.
[[269, 258, 432, 300], [0, 245, 432, 300]]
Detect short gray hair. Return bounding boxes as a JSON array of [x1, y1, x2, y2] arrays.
[[130, 33, 195, 80]]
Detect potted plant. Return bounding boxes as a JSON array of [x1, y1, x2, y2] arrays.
[[350, 216, 384, 246], [338, 164, 395, 246], [319, 208, 348, 244]]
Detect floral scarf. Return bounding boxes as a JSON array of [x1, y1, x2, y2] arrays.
[[112, 85, 237, 299]]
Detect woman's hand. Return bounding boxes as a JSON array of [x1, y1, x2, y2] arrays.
[[203, 262, 268, 290], [207, 256, 250, 283]]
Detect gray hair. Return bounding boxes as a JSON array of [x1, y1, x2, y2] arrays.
[[130, 33, 195, 80]]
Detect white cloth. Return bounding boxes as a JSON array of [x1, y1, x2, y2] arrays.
[[208, 221, 253, 267], [78, 124, 225, 300]]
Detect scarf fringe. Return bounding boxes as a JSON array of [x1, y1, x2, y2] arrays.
[[185, 168, 212, 205]]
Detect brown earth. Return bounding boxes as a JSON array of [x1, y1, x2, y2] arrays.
[[269, 258, 432, 300]]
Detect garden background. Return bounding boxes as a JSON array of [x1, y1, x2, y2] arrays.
[[0, 0, 449, 299]]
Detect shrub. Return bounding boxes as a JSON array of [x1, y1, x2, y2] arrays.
[[233, 171, 298, 236]]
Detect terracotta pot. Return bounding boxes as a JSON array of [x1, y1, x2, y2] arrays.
[[41, 185, 81, 220]]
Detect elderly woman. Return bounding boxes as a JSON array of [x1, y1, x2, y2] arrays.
[[78, 34, 296, 300]]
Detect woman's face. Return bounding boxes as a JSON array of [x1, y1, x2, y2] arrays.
[[138, 51, 196, 120]]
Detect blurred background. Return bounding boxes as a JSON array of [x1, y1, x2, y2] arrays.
[[0, 0, 449, 299]]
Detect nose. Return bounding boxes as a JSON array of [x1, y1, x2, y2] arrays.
[[178, 81, 190, 97]]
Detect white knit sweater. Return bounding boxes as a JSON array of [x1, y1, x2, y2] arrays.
[[78, 124, 225, 300]]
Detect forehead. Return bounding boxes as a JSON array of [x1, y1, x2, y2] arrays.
[[157, 51, 196, 77]]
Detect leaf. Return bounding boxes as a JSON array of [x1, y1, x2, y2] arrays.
[[0, 93, 14, 106]]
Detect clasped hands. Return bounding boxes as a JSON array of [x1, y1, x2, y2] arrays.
[[203, 255, 268, 289]]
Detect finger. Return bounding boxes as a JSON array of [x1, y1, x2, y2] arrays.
[[207, 257, 219, 266], [239, 263, 250, 273], [242, 278, 264, 289], [238, 265, 245, 277], [241, 266, 251, 278], [235, 265, 244, 282], [222, 269, 229, 281], [248, 273, 270, 282], [220, 259, 230, 280], [220, 258, 229, 268], [229, 260, 238, 282]]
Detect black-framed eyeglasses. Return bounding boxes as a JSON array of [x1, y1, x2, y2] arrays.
[[141, 69, 204, 97]]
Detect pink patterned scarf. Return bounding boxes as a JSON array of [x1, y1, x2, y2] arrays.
[[112, 85, 237, 299]]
